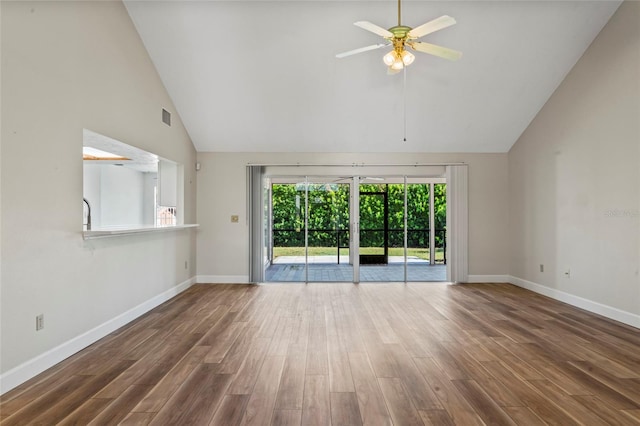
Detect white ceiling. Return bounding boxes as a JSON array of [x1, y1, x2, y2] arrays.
[[84, 129, 159, 172], [124, 1, 620, 153]]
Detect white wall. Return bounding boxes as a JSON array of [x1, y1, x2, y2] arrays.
[[143, 172, 158, 225], [100, 166, 144, 227], [1, 1, 197, 392], [83, 163, 152, 228], [196, 152, 508, 281], [508, 1, 639, 325]]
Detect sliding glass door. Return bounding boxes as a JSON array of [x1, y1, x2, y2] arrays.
[[264, 174, 447, 283]]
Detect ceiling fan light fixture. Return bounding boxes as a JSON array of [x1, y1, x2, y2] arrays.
[[401, 50, 415, 65], [385, 48, 413, 70], [383, 50, 398, 66], [390, 57, 405, 70]]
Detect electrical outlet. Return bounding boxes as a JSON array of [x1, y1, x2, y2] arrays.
[[540, 264, 544, 272], [36, 314, 44, 331]]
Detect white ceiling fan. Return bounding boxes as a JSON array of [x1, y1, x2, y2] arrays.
[[336, 0, 462, 74]]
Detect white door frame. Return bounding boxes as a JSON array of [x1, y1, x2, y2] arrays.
[[350, 176, 360, 283], [262, 172, 463, 283]]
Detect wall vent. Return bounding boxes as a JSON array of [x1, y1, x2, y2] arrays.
[[162, 108, 171, 126]]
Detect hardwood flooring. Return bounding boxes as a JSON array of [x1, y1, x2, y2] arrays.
[[2, 283, 640, 425]]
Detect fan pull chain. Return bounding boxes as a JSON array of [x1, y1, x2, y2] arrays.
[[403, 65, 407, 142]]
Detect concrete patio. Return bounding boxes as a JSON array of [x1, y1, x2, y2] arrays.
[[266, 256, 446, 282]]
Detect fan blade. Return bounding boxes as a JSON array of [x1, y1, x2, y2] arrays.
[[354, 21, 393, 38], [408, 15, 456, 39], [336, 43, 389, 58], [409, 41, 462, 61]]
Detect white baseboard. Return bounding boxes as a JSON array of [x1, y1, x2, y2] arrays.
[[509, 275, 640, 329], [467, 275, 510, 283], [196, 275, 250, 284], [0, 277, 196, 395]]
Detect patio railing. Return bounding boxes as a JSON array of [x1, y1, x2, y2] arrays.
[[272, 228, 446, 264]]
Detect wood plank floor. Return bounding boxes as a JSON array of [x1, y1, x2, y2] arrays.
[[2, 283, 640, 425]]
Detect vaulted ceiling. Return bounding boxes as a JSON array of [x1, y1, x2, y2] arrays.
[[124, 1, 620, 153]]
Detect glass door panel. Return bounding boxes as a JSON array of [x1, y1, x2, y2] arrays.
[[358, 182, 390, 282], [266, 181, 306, 282], [405, 182, 431, 281], [434, 183, 447, 267], [306, 180, 352, 282], [404, 179, 447, 282], [387, 182, 406, 268]]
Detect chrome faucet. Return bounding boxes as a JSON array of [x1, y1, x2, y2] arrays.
[[83, 198, 92, 231]]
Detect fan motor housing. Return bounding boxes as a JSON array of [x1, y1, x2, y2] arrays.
[[388, 25, 412, 39]]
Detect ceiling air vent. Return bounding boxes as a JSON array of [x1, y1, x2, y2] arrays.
[[162, 108, 171, 126]]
